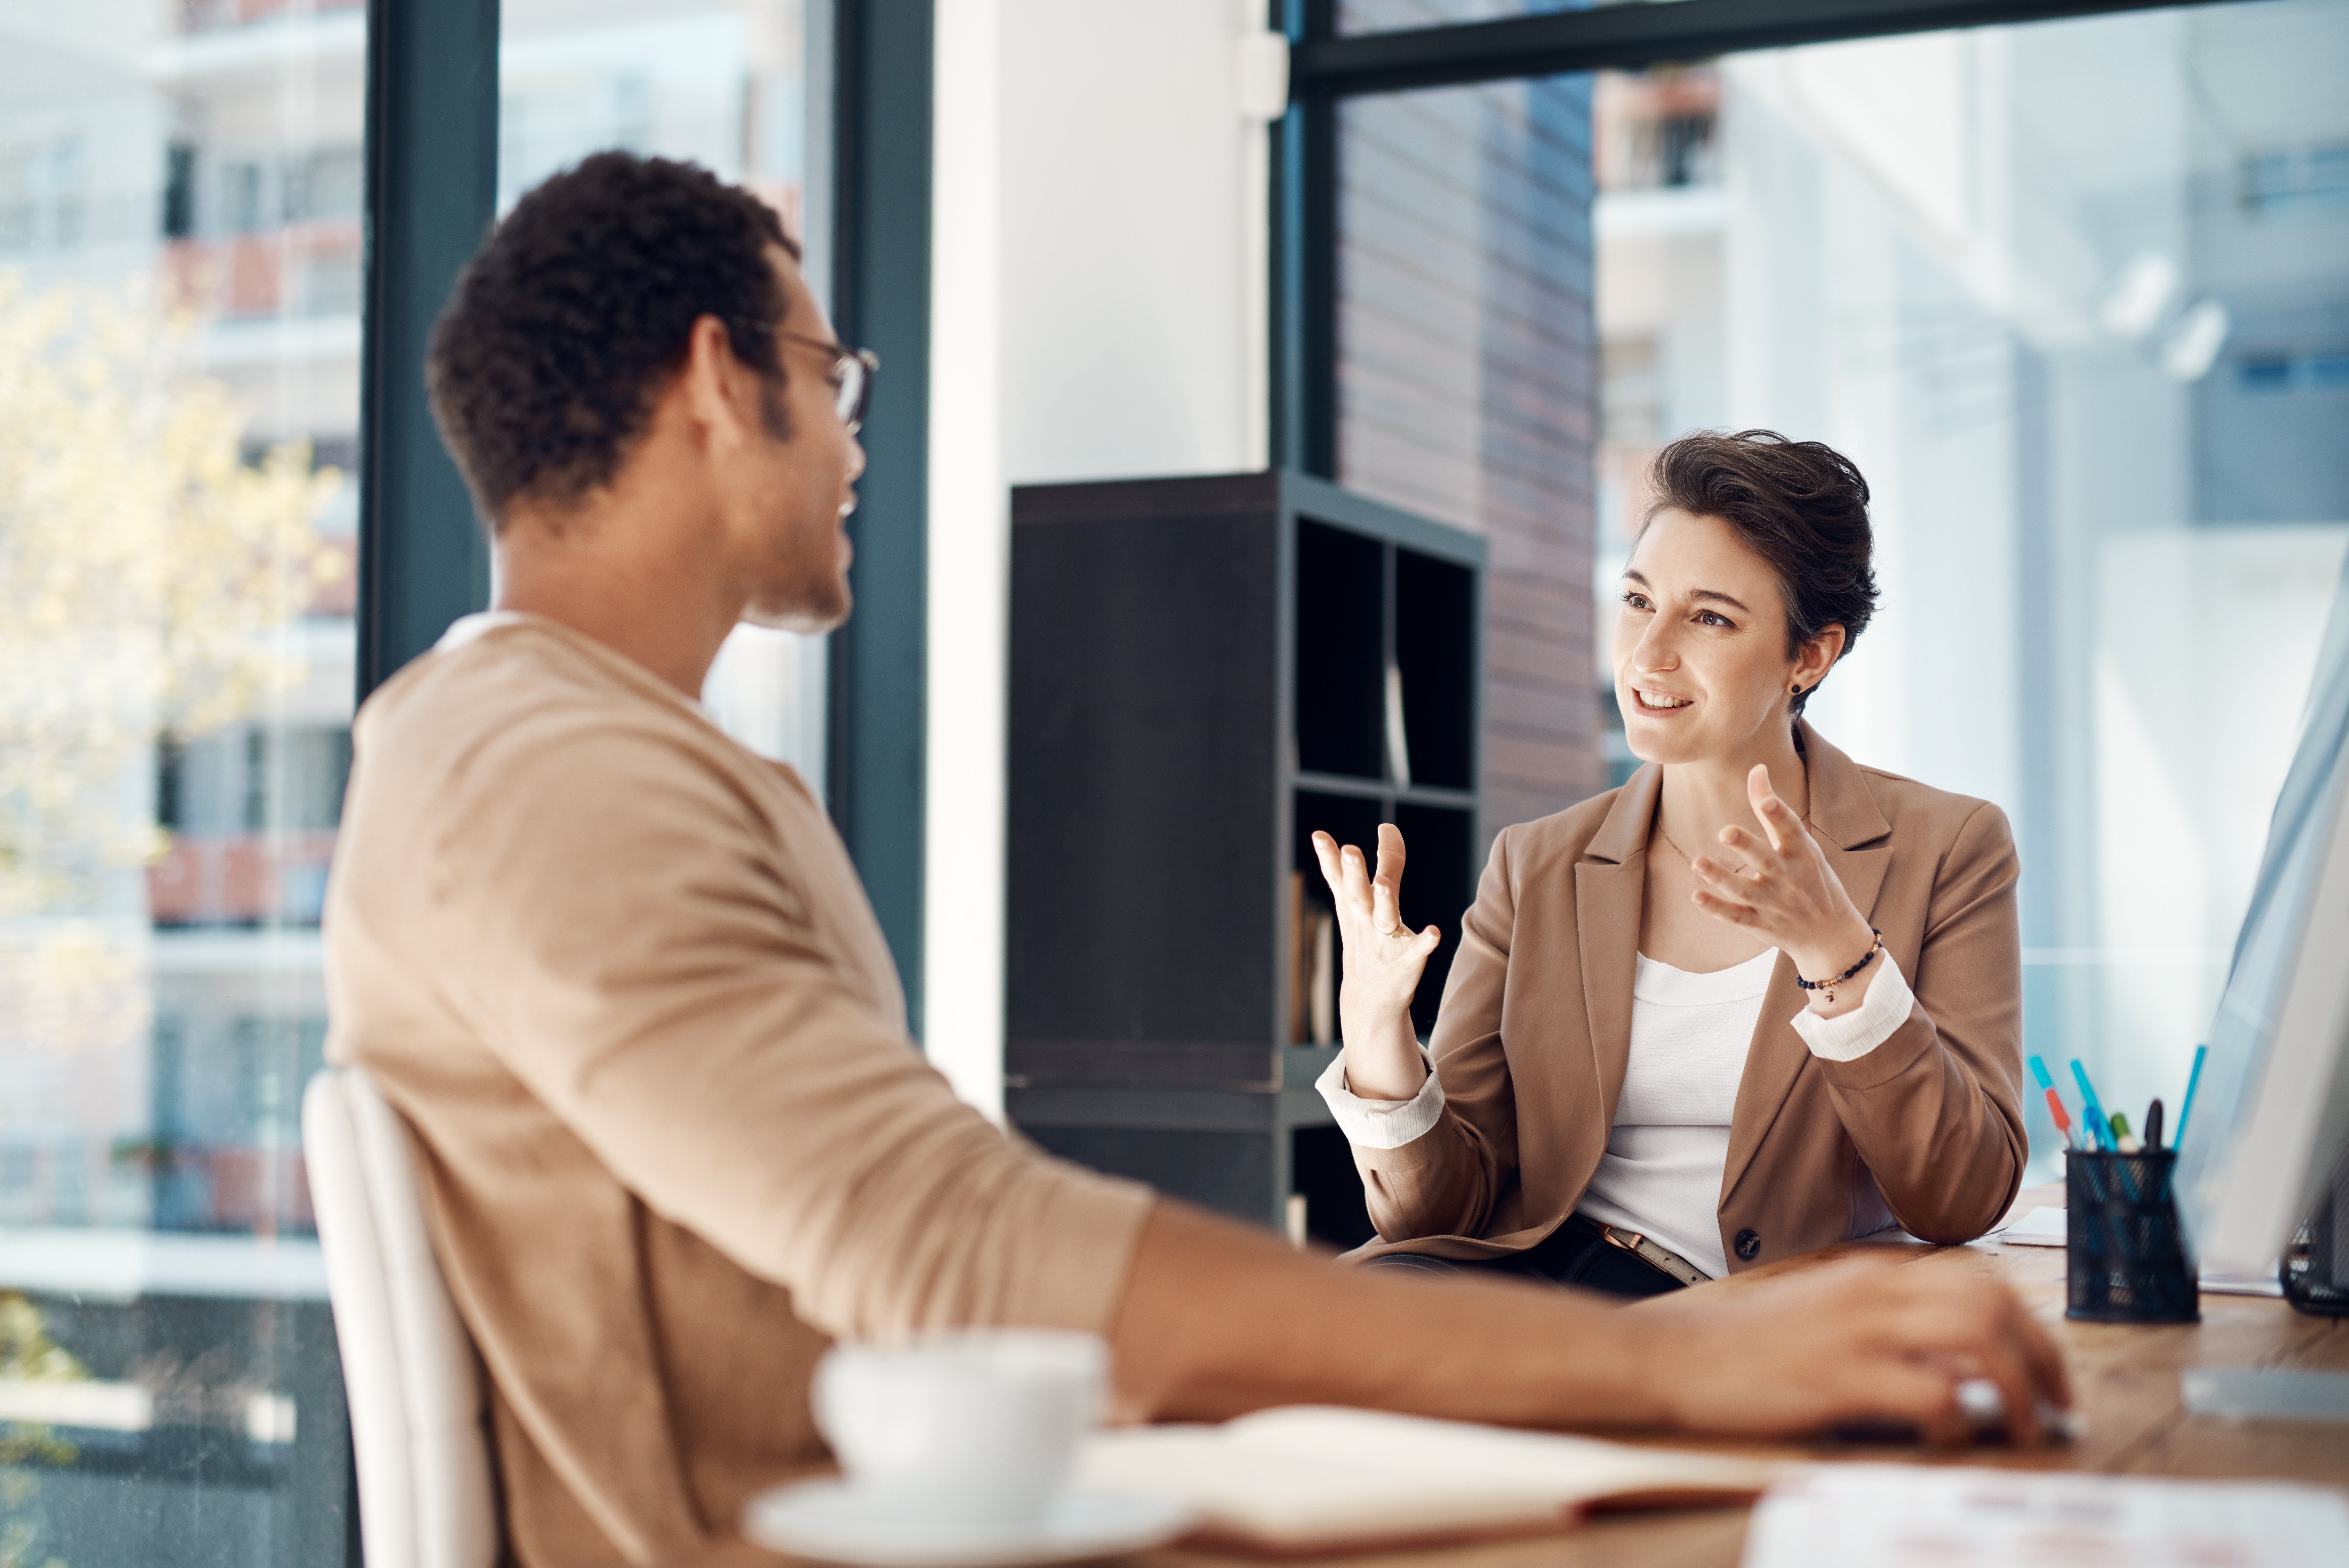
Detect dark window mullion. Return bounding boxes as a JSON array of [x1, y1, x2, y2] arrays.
[[356, 0, 501, 701], [1296, 0, 2257, 96], [826, 0, 934, 1036]]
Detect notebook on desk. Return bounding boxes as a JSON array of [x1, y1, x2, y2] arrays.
[[1075, 1405, 1773, 1556]]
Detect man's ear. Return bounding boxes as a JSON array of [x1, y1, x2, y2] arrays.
[[677, 314, 758, 449]]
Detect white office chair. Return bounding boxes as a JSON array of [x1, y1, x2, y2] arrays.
[[304, 1066, 501, 1568]]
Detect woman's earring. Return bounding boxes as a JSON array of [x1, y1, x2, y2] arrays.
[[1791, 684, 1805, 697]]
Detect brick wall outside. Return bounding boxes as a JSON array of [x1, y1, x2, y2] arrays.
[[1336, 58, 1605, 841]]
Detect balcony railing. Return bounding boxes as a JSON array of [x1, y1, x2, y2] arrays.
[[148, 831, 339, 928], [177, 0, 363, 35], [163, 222, 362, 322]]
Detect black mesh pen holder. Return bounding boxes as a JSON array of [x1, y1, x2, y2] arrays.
[[2066, 1148, 2199, 1323]]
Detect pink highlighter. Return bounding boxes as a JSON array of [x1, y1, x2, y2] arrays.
[[2027, 1055, 2078, 1149]]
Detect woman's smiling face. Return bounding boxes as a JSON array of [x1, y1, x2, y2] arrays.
[[1614, 507, 1832, 766]]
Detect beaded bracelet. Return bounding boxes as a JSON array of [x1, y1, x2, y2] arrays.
[[1796, 928, 1883, 1006]]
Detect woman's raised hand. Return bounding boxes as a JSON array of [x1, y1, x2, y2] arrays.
[[1310, 824, 1442, 1101], [1686, 764, 1879, 1005]]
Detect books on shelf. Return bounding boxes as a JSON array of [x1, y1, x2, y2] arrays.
[[1287, 871, 1308, 1044], [1076, 1405, 1772, 1557], [1309, 912, 1334, 1046], [1384, 662, 1412, 788], [1289, 872, 1337, 1047]]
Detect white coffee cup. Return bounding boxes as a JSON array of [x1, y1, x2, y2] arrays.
[[811, 1328, 1108, 1532]]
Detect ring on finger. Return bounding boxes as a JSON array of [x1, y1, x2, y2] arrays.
[[1379, 922, 1416, 940]]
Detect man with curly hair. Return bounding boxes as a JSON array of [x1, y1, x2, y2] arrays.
[[324, 152, 2068, 1567]]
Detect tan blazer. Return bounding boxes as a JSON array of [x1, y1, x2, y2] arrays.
[[1352, 722, 2025, 1272]]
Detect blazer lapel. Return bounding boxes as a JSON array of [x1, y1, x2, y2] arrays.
[[1575, 766, 1658, 1119], [1720, 725, 1895, 1204]]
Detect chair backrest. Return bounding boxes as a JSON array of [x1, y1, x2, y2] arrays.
[[304, 1066, 500, 1568]]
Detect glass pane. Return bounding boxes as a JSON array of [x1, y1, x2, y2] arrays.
[[1339, 0, 1688, 34], [1336, 74, 1603, 829], [1585, 0, 2349, 1177], [0, 0, 365, 1561], [499, 0, 828, 787]]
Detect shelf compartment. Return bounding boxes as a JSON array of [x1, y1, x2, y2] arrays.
[[1294, 518, 1385, 781], [1396, 548, 1477, 790], [1292, 1123, 1378, 1252], [1008, 471, 1484, 1233]]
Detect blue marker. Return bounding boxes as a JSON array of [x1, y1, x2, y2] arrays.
[[2070, 1060, 2116, 1152], [2174, 1043, 2209, 1150]]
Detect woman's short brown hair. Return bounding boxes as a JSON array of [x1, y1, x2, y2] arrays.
[[1644, 429, 1879, 715]]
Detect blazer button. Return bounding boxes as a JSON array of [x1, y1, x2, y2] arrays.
[[1734, 1228, 1762, 1261]]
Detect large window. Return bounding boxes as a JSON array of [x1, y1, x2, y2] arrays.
[[0, 3, 822, 1562], [0, 1, 364, 1560], [1327, 0, 2349, 1182], [1588, 0, 2349, 1173]]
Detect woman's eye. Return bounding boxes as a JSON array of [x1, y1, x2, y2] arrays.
[[1696, 610, 1733, 628], [1621, 592, 1652, 611]]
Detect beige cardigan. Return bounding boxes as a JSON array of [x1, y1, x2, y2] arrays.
[[1352, 723, 2026, 1271], [324, 615, 1153, 1567]]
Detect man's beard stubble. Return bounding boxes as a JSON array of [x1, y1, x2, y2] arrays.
[[744, 572, 851, 635]]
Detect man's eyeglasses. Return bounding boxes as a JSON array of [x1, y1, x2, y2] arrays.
[[730, 319, 880, 434]]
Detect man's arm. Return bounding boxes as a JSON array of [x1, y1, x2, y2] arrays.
[[1111, 1203, 2071, 1445], [430, 718, 1157, 1343]]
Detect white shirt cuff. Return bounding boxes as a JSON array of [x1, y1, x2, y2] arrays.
[[1789, 950, 1916, 1062], [1315, 1048, 1447, 1149]]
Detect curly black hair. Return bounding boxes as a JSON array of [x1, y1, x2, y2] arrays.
[[1645, 430, 1879, 716], [426, 152, 800, 525]]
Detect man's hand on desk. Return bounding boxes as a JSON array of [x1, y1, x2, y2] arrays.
[[1109, 1205, 2072, 1447], [1630, 1257, 2072, 1445]]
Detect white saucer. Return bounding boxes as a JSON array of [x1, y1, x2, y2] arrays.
[[742, 1479, 1192, 1568]]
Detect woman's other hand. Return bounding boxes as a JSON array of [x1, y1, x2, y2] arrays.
[[1311, 824, 1441, 1100], [1688, 764, 1880, 1014]]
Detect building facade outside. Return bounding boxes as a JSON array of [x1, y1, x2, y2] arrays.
[[0, 2, 814, 1560]]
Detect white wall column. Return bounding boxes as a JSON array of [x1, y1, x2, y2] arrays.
[[923, 0, 1008, 1116], [923, 0, 1278, 1117]]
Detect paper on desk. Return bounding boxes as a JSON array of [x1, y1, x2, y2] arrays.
[[2198, 1267, 2284, 1297], [1740, 1464, 2349, 1568], [1984, 1205, 2068, 1246], [1077, 1406, 1772, 1555]]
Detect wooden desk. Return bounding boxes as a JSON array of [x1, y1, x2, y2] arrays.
[[1141, 1214, 2349, 1568]]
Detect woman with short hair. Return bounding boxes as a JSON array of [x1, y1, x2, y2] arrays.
[[1313, 429, 2024, 1295]]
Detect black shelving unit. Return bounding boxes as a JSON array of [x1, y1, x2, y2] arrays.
[[1006, 470, 1484, 1248]]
